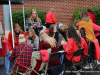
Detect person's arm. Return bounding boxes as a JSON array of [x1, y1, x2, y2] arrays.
[[25, 20, 32, 31], [58, 33, 62, 47], [8, 32, 13, 52], [93, 14, 95, 23], [52, 13, 56, 24], [9, 48, 16, 62], [63, 39, 74, 54], [38, 40, 44, 51]]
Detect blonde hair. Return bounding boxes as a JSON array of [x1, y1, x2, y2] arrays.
[[27, 29, 37, 40], [40, 31, 56, 48], [13, 23, 25, 43], [50, 8, 54, 13], [60, 25, 68, 32], [80, 10, 90, 22], [28, 9, 41, 25], [76, 30, 81, 37], [19, 34, 26, 44]]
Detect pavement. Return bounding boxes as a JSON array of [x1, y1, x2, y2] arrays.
[[0, 57, 100, 75]]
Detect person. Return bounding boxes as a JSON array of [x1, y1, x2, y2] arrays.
[[49, 24, 63, 51], [25, 9, 43, 36], [56, 23, 68, 41], [76, 21, 100, 46], [88, 9, 95, 23], [9, 34, 34, 74], [61, 26, 88, 75], [5, 23, 27, 74], [0, 21, 3, 49], [27, 29, 39, 51], [78, 10, 96, 42], [8, 23, 27, 54], [45, 8, 56, 28], [39, 32, 62, 75], [78, 10, 100, 69]]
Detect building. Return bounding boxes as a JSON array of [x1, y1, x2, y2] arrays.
[[0, 0, 100, 37]]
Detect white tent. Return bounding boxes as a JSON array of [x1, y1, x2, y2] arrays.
[[0, 0, 25, 48]]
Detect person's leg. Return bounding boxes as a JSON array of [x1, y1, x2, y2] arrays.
[[63, 54, 69, 62], [5, 51, 10, 74]]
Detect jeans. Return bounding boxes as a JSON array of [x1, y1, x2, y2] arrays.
[[5, 51, 14, 74], [60, 52, 66, 64]]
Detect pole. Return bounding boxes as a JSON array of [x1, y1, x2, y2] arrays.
[[23, 1, 26, 32], [9, 0, 15, 48]]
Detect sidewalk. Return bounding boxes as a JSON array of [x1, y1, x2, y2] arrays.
[[0, 57, 100, 75]]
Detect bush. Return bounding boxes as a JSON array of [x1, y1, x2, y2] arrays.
[[12, 6, 47, 31], [73, 6, 100, 27]]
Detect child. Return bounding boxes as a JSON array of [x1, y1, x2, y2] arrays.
[[27, 29, 39, 51]]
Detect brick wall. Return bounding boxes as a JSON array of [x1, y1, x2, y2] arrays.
[[0, 0, 100, 32], [0, 5, 4, 33]]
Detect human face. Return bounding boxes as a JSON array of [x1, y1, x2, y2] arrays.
[[15, 28, 20, 34], [29, 32, 33, 38], [32, 11, 37, 19], [53, 26, 57, 33]]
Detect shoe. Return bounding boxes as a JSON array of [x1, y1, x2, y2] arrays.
[[83, 63, 92, 69], [94, 60, 100, 66], [41, 73, 45, 75], [61, 71, 64, 75], [76, 72, 81, 75]]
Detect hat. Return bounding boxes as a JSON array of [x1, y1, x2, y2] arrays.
[[19, 34, 26, 44]]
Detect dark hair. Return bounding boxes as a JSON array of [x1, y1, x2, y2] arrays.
[[67, 26, 82, 48], [88, 9, 93, 14], [49, 24, 55, 37]]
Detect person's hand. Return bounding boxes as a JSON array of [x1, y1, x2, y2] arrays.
[[31, 25, 35, 28], [61, 41, 65, 45], [10, 51, 12, 54], [34, 23, 38, 27]]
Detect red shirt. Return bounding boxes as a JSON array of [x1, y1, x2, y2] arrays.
[[45, 12, 56, 24], [88, 12, 95, 23], [63, 37, 88, 63], [38, 40, 60, 67], [9, 43, 34, 73], [8, 32, 27, 51]]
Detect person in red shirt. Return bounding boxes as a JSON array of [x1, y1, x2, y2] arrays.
[[88, 9, 95, 23], [8, 23, 27, 54], [61, 26, 88, 63], [45, 8, 56, 28]]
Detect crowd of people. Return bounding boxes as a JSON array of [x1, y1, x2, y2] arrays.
[[2, 8, 100, 75]]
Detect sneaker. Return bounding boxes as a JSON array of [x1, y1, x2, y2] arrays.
[[76, 72, 81, 75], [94, 60, 100, 66], [41, 73, 45, 75], [61, 71, 64, 75], [83, 63, 92, 69]]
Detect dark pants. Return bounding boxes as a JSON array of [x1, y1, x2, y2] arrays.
[[45, 23, 55, 28], [87, 41, 95, 63], [63, 54, 81, 70]]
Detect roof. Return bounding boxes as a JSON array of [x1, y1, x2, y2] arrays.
[[0, 0, 23, 5]]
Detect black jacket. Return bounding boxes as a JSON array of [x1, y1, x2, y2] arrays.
[[77, 25, 86, 41]]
